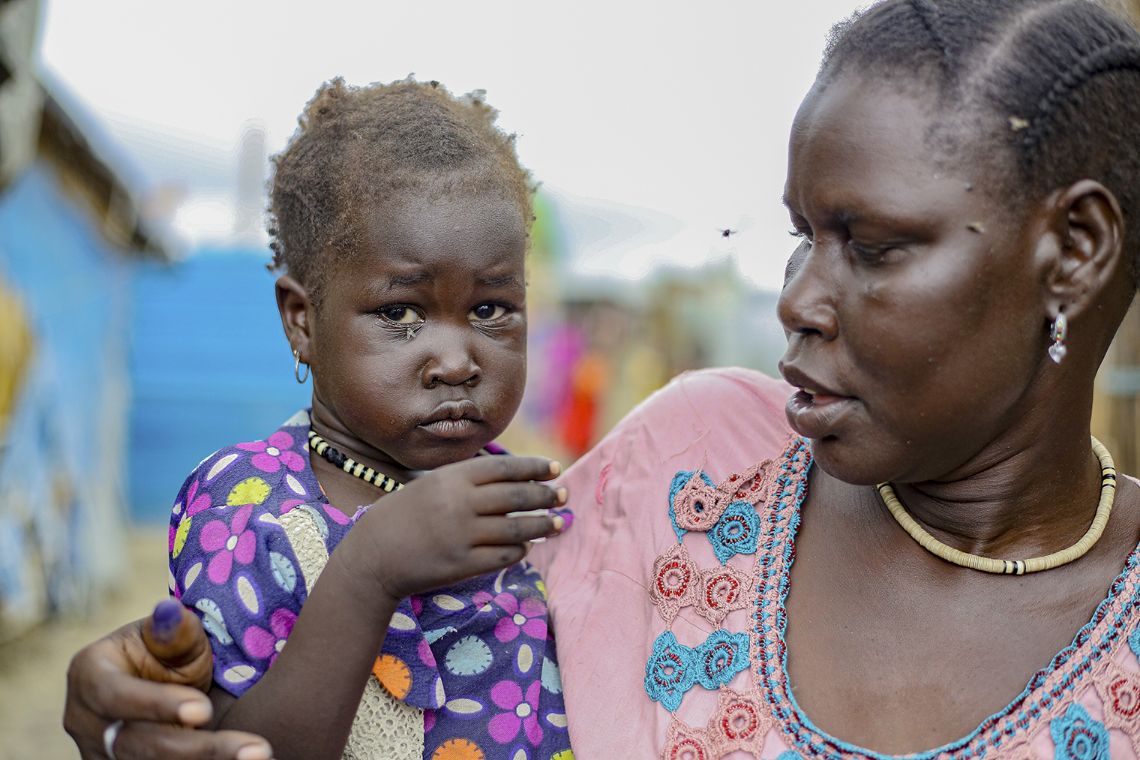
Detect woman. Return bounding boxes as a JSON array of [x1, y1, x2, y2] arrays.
[[65, 0, 1140, 756]]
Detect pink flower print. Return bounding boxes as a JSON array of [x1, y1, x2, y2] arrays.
[[242, 608, 297, 666], [199, 504, 257, 584], [493, 593, 547, 643], [488, 680, 543, 746], [185, 479, 213, 517], [237, 432, 304, 474]]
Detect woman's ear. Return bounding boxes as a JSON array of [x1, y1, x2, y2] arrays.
[[1040, 179, 1126, 322], [276, 275, 315, 366]]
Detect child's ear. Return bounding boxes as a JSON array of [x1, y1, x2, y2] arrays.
[[1039, 179, 1126, 322], [276, 275, 315, 366]]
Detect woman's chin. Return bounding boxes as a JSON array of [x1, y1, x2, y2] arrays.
[[807, 436, 891, 487]]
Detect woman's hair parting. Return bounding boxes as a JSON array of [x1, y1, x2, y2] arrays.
[[820, 0, 1140, 282], [267, 77, 533, 301]]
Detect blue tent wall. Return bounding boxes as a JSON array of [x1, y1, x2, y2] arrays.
[[0, 162, 134, 624], [129, 248, 309, 523]]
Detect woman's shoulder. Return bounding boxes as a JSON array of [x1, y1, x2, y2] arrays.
[[599, 367, 793, 457]]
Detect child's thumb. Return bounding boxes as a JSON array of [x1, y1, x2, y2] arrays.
[[142, 599, 211, 673]]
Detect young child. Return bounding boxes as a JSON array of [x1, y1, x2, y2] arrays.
[[168, 78, 573, 760]]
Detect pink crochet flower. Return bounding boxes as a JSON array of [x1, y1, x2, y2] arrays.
[[199, 504, 257, 584], [242, 608, 297, 665], [492, 592, 547, 642], [488, 679, 543, 746], [237, 432, 304, 474]]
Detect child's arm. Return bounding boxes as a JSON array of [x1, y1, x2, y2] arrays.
[[205, 455, 566, 760]]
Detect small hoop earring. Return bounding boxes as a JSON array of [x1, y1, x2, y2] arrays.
[[1048, 312, 1068, 365], [293, 349, 310, 383]]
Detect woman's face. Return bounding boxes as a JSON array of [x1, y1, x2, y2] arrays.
[[777, 74, 1052, 485]]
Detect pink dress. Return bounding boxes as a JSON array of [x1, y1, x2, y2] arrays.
[[531, 367, 1140, 759]]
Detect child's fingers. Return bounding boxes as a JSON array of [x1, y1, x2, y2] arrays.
[[470, 481, 565, 516], [473, 513, 563, 546], [460, 455, 562, 485], [465, 544, 531, 576]]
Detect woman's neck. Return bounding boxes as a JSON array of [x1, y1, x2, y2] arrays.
[[885, 427, 1105, 560]]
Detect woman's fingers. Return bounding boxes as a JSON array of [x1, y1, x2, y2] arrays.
[[112, 721, 272, 760], [459, 455, 562, 486], [140, 600, 212, 682], [77, 663, 215, 726]]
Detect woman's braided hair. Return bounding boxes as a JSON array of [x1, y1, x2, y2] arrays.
[[820, 0, 1140, 283], [267, 77, 533, 304]]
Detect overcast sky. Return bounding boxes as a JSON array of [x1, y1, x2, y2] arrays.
[[39, 0, 866, 291]]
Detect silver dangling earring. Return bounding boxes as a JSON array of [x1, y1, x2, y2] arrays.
[[1048, 312, 1068, 364], [293, 349, 310, 383]]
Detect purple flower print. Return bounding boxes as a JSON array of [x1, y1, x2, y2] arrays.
[[185, 479, 213, 517], [488, 679, 543, 746], [242, 608, 297, 666], [200, 504, 257, 584], [493, 593, 548, 643], [237, 432, 304, 474]]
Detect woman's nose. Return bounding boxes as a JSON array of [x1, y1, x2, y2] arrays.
[[777, 244, 839, 341], [421, 328, 481, 388]]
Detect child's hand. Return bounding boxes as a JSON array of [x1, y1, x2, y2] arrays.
[[346, 456, 567, 602]]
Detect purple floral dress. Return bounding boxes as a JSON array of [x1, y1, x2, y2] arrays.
[[169, 410, 573, 759]]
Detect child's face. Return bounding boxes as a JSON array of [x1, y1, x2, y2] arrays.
[[307, 189, 528, 472], [777, 73, 1049, 486]]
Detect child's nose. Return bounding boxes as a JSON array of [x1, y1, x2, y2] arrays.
[[422, 334, 481, 388]]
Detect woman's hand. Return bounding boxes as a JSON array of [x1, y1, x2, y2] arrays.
[[64, 599, 273, 760], [346, 455, 568, 603]]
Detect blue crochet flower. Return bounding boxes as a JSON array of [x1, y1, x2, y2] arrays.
[[1050, 703, 1110, 760], [708, 500, 760, 564], [693, 629, 750, 690], [776, 753, 804, 760], [644, 631, 696, 712], [1129, 624, 1140, 662], [668, 470, 716, 542]]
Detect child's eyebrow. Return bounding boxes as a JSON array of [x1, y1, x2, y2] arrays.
[[477, 274, 522, 288], [386, 272, 432, 290]]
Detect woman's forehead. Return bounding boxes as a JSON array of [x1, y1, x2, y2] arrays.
[[786, 75, 977, 216]]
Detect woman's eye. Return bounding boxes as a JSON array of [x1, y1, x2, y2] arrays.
[[469, 304, 508, 321], [789, 228, 812, 245], [378, 306, 423, 324], [848, 241, 893, 263]]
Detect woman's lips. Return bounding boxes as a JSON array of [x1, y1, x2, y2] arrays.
[[785, 388, 858, 439]]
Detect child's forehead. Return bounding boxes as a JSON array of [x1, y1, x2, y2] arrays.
[[360, 188, 526, 246], [338, 190, 527, 280]]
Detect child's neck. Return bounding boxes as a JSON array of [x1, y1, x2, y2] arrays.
[[307, 411, 420, 517]]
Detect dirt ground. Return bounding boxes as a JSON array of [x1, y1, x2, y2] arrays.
[[0, 528, 169, 760]]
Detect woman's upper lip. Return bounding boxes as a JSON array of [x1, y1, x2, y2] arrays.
[[421, 400, 483, 425], [779, 363, 849, 398]]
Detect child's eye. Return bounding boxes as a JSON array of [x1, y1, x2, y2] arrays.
[[377, 306, 423, 324], [469, 303, 508, 321]]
